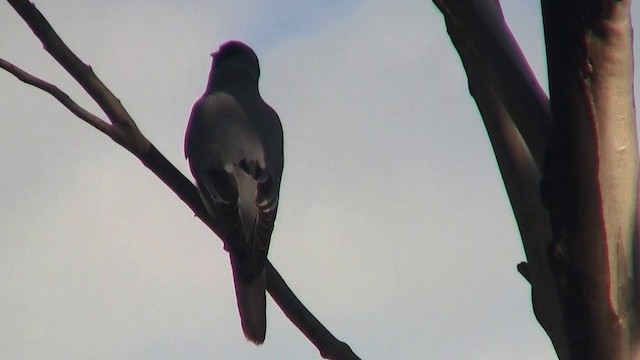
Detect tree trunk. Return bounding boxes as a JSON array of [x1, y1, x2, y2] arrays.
[[436, 0, 639, 358]]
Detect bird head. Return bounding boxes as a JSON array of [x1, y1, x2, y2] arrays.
[[206, 41, 260, 93]]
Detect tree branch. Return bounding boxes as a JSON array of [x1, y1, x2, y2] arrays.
[[433, 0, 569, 358], [3, 0, 360, 358], [266, 263, 358, 360], [7, 0, 137, 129], [0, 58, 112, 136], [434, 0, 551, 169]]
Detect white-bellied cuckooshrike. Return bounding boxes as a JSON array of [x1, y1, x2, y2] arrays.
[[185, 41, 284, 344]]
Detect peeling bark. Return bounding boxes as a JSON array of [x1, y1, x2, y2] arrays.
[[541, 0, 639, 358], [436, 0, 639, 358]]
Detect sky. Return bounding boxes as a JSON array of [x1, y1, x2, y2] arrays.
[[0, 1, 635, 359]]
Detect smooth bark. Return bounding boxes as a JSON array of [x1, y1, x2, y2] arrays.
[[434, 0, 569, 357], [541, 0, 638, 358], [436, 0, 639, 358]]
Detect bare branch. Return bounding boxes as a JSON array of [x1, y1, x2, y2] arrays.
[[0, 57, 112, 136], [266, 263, 360, 360], [433, 0, 569, 357], [7, 1, 133, 127], [2, 0, 359, 358], [434, 0, 551, 169], [143, 147, 361, 359]]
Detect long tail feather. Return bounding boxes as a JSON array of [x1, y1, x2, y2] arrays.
[[231, 264, 266, 344]]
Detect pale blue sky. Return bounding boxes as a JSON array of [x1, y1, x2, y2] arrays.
[[0, 1, 632, 359]]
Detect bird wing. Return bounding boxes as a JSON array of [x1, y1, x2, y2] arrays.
[[185, 92, 278, 279]]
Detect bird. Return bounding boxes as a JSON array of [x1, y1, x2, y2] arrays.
[[184, 40, 284, 344]]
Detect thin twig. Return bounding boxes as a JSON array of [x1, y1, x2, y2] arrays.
[[6, 0, 138, 132], [0, 57, 112, 135]]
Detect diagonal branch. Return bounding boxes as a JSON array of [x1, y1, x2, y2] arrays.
[[266, 263, 358, 360], [7, 0, 136, 129], [2, 0, 360, 358], [0, 58, 112, 136], [433, 0, 569, 358], [6, 0, 151, 156], [434, 0, 551, 169]]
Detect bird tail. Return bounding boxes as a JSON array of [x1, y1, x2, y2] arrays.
[[231, 262, 267, 344]]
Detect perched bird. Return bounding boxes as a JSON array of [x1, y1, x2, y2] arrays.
[[184, 41, 284, 344]]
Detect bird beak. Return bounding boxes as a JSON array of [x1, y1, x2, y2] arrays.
[[210, 51, 217, 58]]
